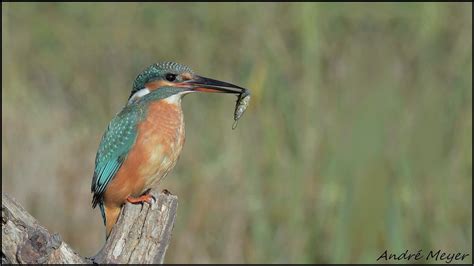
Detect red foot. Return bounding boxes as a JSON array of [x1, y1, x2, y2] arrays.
[[126, 193, 155, 204]]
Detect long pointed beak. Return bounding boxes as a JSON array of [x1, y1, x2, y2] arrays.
[[181, 75, 246, 94]]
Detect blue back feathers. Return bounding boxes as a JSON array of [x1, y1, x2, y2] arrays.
[[91, 104, 140, 209]]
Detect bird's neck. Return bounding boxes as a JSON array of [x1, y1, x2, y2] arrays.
[[140, 96, 185, 156], [141, 93, 184, 130], [128, 87, 185, 107], [144, 87, 184, 104]]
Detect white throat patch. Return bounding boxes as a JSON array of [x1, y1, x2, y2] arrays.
[[163, 94, 182, 104], [163, 91, 193, 104]]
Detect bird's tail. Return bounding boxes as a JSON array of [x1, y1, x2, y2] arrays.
[[104, 204, 121, 238], [99, 202, 106, 226]]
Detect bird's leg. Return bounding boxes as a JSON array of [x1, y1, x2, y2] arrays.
[[126, 188, 155, 204]]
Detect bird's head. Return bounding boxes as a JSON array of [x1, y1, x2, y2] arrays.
[[128, 62, 246, 104]]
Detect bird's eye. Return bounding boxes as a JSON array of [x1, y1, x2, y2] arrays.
[[165, 73, 177, 82]]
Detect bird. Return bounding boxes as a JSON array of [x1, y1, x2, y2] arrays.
[[91, 62, 246, 238]]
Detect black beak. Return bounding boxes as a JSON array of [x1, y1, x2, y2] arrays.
[[182, 75, 247, 94]]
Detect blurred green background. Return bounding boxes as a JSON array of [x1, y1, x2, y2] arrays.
[[2, 2, 472, 264]]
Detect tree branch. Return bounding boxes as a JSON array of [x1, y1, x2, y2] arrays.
[[1, 191, 178, 264]]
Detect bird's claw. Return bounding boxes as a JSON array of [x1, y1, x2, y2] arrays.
[[126, 193, 155, 205]]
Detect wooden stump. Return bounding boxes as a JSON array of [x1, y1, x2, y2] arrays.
[[1, 191, 178, 264]]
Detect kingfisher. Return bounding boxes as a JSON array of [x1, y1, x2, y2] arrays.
[[91, 62, 246, 238]]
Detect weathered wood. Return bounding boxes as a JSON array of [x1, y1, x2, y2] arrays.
[[1, 193, 85, 264], [91, 191, 178, 264], [2, 191, 178, 264]]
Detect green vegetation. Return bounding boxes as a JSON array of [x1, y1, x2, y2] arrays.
[[2, 3, 471, 263]]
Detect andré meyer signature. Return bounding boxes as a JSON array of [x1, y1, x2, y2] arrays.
[[377, 249, 470, 264]]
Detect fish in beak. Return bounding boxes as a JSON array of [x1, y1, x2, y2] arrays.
[[178, 75, 251, 129]]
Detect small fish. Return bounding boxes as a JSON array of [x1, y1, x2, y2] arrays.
[[232, 89, 251, 130]]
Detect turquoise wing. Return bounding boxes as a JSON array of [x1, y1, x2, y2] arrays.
[[91, 107, 139, 208]]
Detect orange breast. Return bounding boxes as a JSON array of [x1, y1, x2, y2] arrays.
[[103, 100, 185, 207]]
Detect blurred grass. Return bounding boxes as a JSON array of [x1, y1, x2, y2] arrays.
[[2, 2, 472, 264]]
